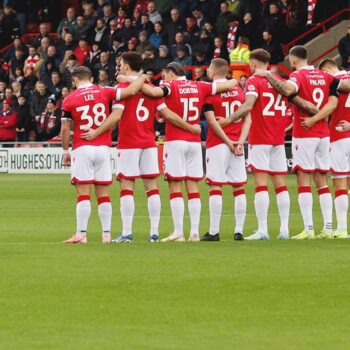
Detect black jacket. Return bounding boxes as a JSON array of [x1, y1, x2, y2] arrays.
[[15, 104, 31, 130], [338, 34, 350, 69]]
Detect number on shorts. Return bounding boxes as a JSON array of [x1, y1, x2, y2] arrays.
[[180, 97, 199, 121], [222, 101, 242, 123], [77, 103, 107, 130], [136, 98, 150, 121], [312, 88, 324, 108], [262, 92, 286, 116]]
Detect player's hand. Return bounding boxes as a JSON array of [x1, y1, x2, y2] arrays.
[[301, 117, 316, 130], [81, 129, 98, 140], [63, 153, 71, 167], [254, 69, 271, 77], [234, 143, 244, 156], [337, 120, 350, 132], [191, 124, 201, 135]]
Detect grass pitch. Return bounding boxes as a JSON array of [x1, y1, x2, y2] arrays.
[[0, 174, 350, 350]]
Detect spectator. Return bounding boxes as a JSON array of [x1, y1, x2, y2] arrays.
[[36, 96, 61, 142], [106, 19, 119, 45], [75, 15, 92, 41], [203, 21, 215, 41], [119, 18, 138, 43], [193, 51, 210, 66], [11, 81, 23, 100], [215, 1, 231, 37], [170, 32, 192, 59], [59, 50, 74, 74], [97, 69, 112, 86], [33, 23, 52, 49], [153, 45, 172, 73], [174, 45, 192, 67], [149, 21, 165, 49], [92, 51, 114, 81], [338, 25, 350, 70], [56, 86, 70, 110], [193, 29, 213, 60], [165, 8, 185, 46], [194, 66, 206, 81], [37, 37, 51, 61], [82, 0, 98, 33], [263, 2, 286, 43], [192, 6, 207, 29], [9, 49, 25, 77], [15, 95, 31, 142], [145, 68, 157, 85], [57, 32, 77, 61], [22, 67, 38, 97], [57, 7, 77, 40], [212, 36, 229, 62], [24, 46, 40, 76], [133, 6, 142, 29], [48, 71, 64, 96], [136, 31, 154, 55], [3, 38, 28, 64], [3, 87, 17, 108], [90, 18, 110, 51], [262, 30, 284, 64], [239, 74, 248, 91], [184, 17, 200, 46], [0, 5, 20, 46], [239, 12, 263, 50], [11, 0, 29, 36], [102, 4, 115, 27], [74, 38, 91, 65], [139, 13, 154, 37], [0, 98, 18, 147], [148, 2, 162, 24], [116, 7, 126, 30], [11, 67, 25, 86], [96, 0, 110, 18], [142, 48, 157, 71], [110, 37, 126, 60], [62, 55, 79, 89], [39, 46, 60, 78], [229, 36, 251, 63], [127, 37, 138, 52]]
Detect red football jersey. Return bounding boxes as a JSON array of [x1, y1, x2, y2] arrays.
[[330, 70, 350, 142], [287, 65, 339, 138], [62, 83, 116, 150], [246, 74, 289, 145], [204, 81, 245, 148], [162, 78, 215, 142], [113, 82, 166, 149]]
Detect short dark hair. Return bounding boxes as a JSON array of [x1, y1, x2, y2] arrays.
[[318, 58, 338, 70], [68, 54, 77, 61], [121, 52, 143, 72], [164, 62, 185, 76], [289, 45, 307, 60], [72, 66, 92, 80], [249, 49, 271, 64]]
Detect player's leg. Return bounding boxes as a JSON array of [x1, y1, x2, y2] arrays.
[[140, 147, 161, 242], [94, 146, 113, 243], [314, 137, 333, 238], [95, 184, 112, 243], [162, 141, 186, 242], [271, 174, 290, 239], [185, 142, 204, 242], [333, 177, 349, 238]]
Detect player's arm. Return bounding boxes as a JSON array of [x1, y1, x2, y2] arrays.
[[301, 96, 338, 130], [81, 108, 124, 140], [289, 95, 320, 115], [159, 106, 201, 135], [338, 79, 350, 93], [228, 94, 257, 123], [336, 120, 350, 131], [213, 79, 238, 94], [141, 84, 165, 97], [204, 110, 236, 153], [61, 117, 72, 166], [235, 113, 252, 156], [254, 70, 297, 96], [117, 74, 147, 100]]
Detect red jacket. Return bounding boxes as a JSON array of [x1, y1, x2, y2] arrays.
[[0, 109, 18, 141], [74, 46, 91, 65]]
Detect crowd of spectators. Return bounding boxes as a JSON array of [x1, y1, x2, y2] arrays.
[[0, 0, 349, 144]]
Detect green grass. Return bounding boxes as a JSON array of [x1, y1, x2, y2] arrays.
[[0, 174, 350, 350]]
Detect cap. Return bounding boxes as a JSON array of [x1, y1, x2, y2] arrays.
[[165, 62, 185, 76], [176, 44, 186, 52], [128, 37, 137, 45], [3, 98, 12, 106], [47, 95, 56, 103]]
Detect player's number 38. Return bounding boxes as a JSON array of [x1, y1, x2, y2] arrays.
[[77, 103, 107, 130]]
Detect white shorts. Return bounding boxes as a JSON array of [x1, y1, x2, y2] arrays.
[[163, 140, 203, 180], [247, 144, 288, 174], [206, 144, 247, 186], [330, 138, 350, 178], [71, 145, 112, 185], [116, 147, 159, 179], [292, 137, 330, 173]]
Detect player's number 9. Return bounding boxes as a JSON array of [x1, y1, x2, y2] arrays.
[[77, 103, 107, 130], [180, 98, 199, 122], [312, 88, 324, 109]]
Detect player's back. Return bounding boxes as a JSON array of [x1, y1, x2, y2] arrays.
[[331, 70, 350, 142], [246, 74, 288, 145], [116, 82, 164, 149], [62, 84, 116, 149], [164, 79, 214, 142], [205, 84, 245, 148], [289, 66, 335, 138]]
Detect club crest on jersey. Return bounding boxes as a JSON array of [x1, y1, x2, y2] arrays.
[[247, 85, 255, 91]]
